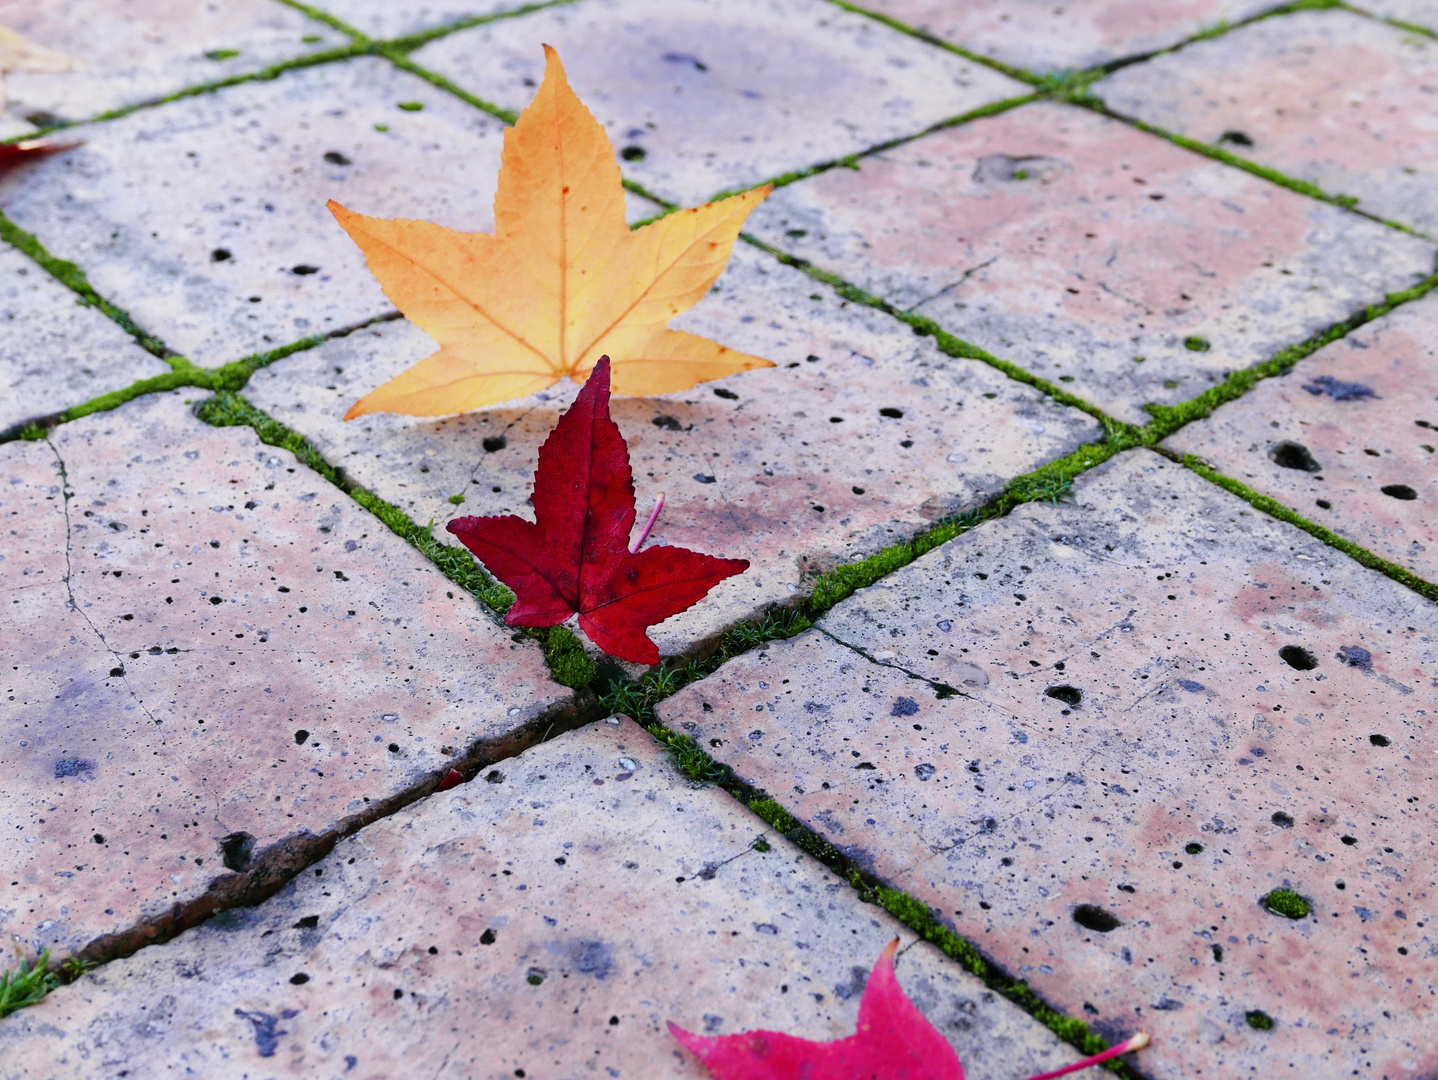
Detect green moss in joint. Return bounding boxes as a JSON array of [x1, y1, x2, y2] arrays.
[[1246, 1009, 1276, 1031], [542, 625, 598, 689]]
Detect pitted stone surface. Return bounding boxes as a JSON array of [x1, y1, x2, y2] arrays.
[[1098, 9, 1438, 235], [1166, 293, 1438, 582], [0, 0, 344, 132], [246, 244, 1102, 657], [0, 242, 168, 432], [0, 718, 1089, 1080], [409, 0, 1027, 205], [0, 391, 571, 958], [304, 0, 526, 41], [747, 101, 1437, 425], [857, 0, 1282, 73], [0, 58, 512, 368], [656, 450, 1438, 1080]]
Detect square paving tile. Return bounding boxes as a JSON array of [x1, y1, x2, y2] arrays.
[[656, 449, 1438, 1079], [0, 0, 345, 132], [245, 244, 1103, 658], [1, 390, 573, 960], [304, 0, 528, 41], [1166, 291, 1438, 583], [0, 240, 168, 433], [0, 57, 514, 369], [1097, 8, 1438, 236], [0, 717, 1090, 1080], [746, 100, 1437, 425], [853, 0, 1282, 73], [408, 0, 1027, 206]]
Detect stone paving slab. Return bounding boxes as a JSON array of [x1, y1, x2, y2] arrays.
[[0, 716, 1091, 1080], [855, 0, 1283, 74], [0, 57, 519, 369], [655, 449, 1438, 1079], [745, 100, 1437, 426], [408, 0, 1027, 206], [246, 244, 1103, 658], [1097, 9, 1438, 236], [1359, 0, 1438, 32], [1165, 291, 1438, 584], [306, 0, 527, 41], [0, 0, 345, 135], [1, 390, 573, 961], [0, 241, 168, 433]]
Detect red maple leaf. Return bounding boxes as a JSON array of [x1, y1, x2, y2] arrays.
[[669, 939, 1149, 1080], [447, 356, 748, 665]]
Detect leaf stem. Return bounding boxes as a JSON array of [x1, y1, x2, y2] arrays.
[[1022, 1032, 1150, 1080], [630, 492, 665, 553]]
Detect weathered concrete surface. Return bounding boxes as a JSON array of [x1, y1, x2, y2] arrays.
[[247, 244, 1102, 658], [858, 0, 1282, 73], [0, 58, 512, 368], [656, 449, 1438, 1080], [0, 242, 168, 433], [1166, 292, 1438, 583], [410, 0, 1027, 205], [0, 717, 1094, 1080], [0, 0, 344, 133], [1098, 9, 1438, 236], [0, 391, 574, 960], [304, 0, 522, 41], [747, 100, 1436, 426]]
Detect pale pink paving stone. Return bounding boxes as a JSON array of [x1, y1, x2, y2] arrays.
[[302, 0, 532, 41], [0, 718, 1092, 1080], [747, 100, 1437, 426], [856, 0, 1283, 73], [0, 390, 573, 960], [1357, 0, 1438, 32], [0, 58, 519, 368], [656, 449, 1438, 1080], [1167, 292, 1438, 583], [1098, 9, 1438, 236], [246, 244, 1102, 659], [409, 0, 1026, 205], [0, 0, 344, 128], [0, 241, 168, 433]]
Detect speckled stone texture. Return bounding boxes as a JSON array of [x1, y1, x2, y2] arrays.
[[1166, 293, 1438, 582], [408, 0, 1026, 205], [0, 58, 513, 368], [656, 450, 1438, 1080], [245, 244, 1102, 658], [1097, 9, 1438, 235], [0, 391, 572, 959], [0, 0, 344, 135], [747, 101, 1435, 425], [1360, 0, 1438, 32], [0, 717, 1093, 1080], [0, 242, 168, 432], [857, 0, 1282, 73], [303, 0, 526, 41]]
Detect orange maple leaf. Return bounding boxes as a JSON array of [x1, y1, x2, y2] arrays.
[[329, 46, 774, 419]]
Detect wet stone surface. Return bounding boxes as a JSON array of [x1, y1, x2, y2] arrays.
[[0, 717, 1088, 1080], [246, 244, 1102, 658], [0, 390, 571, 958], [1166, 291, 1438, 583], [656, 450, 1438, 1080], [0, 241, 168, 433], [409, 0, 1026, 205], [1098, 9, 1438, 235], [0, 0, 344, 137], [0, 57, 511, 368], [855, 0, 1282, 73], [747, 101, 1436, 425]]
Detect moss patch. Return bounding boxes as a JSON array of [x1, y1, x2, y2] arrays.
[[1246, 1009, 1276, 1031], [1262, 888, 1311, 920]]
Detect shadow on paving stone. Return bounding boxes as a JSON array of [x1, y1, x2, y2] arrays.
[[0, 718, 1094, 1080], [0, 390, 581, 965], [246, 244, 1103, 659], [657, 448, 1438, 1080]]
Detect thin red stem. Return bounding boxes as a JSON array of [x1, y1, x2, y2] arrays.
[[630, 492, 664, 553], [1021, 1033, 1150, 1080]]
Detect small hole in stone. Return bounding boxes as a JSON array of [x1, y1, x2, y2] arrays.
[[1370, 734, 1390, 746], [483, 435, 507, 453], [1381, 484, 1417, 500], [1268, 441, 1321, 473], [1072, 904, 1121, 932], [290, 973, 310, 985], [1045, 685, 1082, 707], [1279, 645, 1317, 670]]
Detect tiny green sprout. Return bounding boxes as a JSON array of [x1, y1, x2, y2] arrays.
[[753, 838, 771, 853], [1262, 888, 1310, 920], [1245, 1009, 1275, 1031], [447, 494, 465, 506], [204, 49, 240, 61], [1013, 169, 1029, 180], [398, 101, 425, 112], [1132, 355, 1146, 363], [0, 949, 55, 1018], [1183, 335, 1211, 352], [301, 34, 323, 43], [374, 124, 389, 132]]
